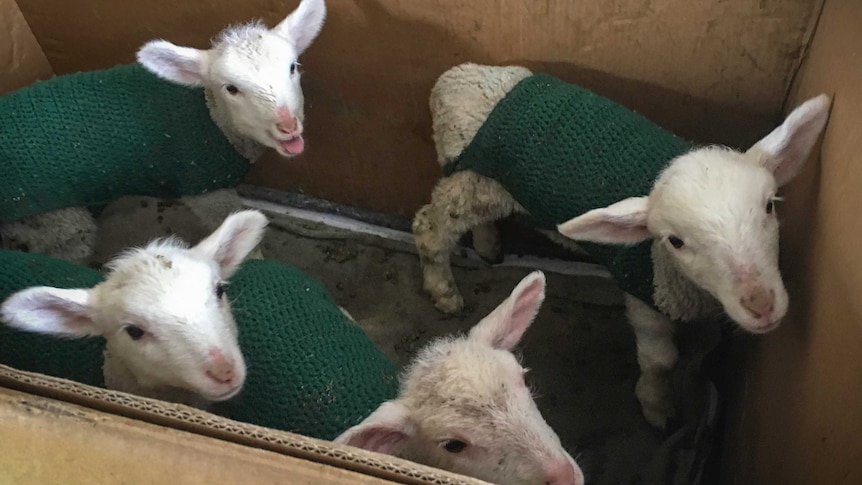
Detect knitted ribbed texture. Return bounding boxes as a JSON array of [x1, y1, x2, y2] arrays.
[[445, 74, 694, 308], [211, 259, 400, 440], [0, 63, 250, 224], [0, 251, 398, 441]]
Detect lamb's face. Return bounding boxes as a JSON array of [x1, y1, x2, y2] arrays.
[[207, 28, 307, 158], [0, 210, 267, 405], [95, 247, 246, 401], [398, 338, 583, 485], [335, 271, 583, 485], [648, 148, 787, 332], [135, 0, 326, 158], [557, 94, 831, 334]]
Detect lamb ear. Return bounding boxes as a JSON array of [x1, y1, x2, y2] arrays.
[[136, 40, 210, 87], [334, 401, 414, 456], [272, 0, 327, 55], [192, 210, 268, 278], [746, 94, 832, 187], [557, 197, 652, 244], [469, 271, 545, 351], [1, 287, 99, 337]]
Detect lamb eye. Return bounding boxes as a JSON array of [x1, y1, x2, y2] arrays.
[[668, 235, 685, 249], [215, 283, 227, 299], [289, 62, 297, 74], [125, 325, 145, 340], [441, 439, 467, 453], [225, 84, 239, 95], [766, 200, 774, 214]]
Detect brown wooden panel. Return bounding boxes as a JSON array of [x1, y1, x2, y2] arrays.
[[16, 0, 817, 216]]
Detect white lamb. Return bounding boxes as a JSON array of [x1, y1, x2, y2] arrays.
[[413, 62, 832, 427], [0, 0, 327, 264], [0, 210, 268, 408], [336, 271, 585, 485]]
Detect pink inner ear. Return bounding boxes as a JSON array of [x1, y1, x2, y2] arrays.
[[344, 426, 408, 455], [494, 274, 545, 350]]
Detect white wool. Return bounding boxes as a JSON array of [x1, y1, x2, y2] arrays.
[[0, 0, 327, 264], [0, 210, 268, 407], [336, 272, 584, 485], [0, 207, 97, 265], [415, 61, 832, 427]]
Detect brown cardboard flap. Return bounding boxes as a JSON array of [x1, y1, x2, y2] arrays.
[[0, 386, 398, 485], [0, 0, 52, 94], [721, 0, 862, 483], [0, 364, 490, 485]]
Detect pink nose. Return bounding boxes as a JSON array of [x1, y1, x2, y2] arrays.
[[276, 107, 297, 134], [740, 286, 775, 320], [544, 459, 583, 485], [276, 118, 297, 134], [206, 348, 235, 384]]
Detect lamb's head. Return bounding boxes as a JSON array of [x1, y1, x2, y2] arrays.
[[0, 210, 268, 402], [136, 0, 327, 158], [336, 272, 584, 485], [558, 94, 832, 334]]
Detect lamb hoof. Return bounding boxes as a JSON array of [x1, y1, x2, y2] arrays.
[[642, 407, 669, 429], [636, 374, 674, 429], [434, 293, 465, 315]]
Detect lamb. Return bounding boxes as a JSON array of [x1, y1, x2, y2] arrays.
[[0, 0, 327, 264], [336, 271, 585, 485], [412, 62, 832, 428], [0, 210, 268, 408]]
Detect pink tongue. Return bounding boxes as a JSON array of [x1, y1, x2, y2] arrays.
[[280, 137, 305, 154]]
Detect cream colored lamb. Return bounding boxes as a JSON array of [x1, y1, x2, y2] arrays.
[[413, 62, 831, 427], [0, 0, 326, 264], [336, 271, 584, 485], [1, 210, 268, 408]]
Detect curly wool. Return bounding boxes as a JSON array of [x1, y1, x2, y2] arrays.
[[444, 73, 693, 310]]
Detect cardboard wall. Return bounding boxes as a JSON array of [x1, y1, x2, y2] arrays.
[[0, 0, 52, 95], [0, 386, 396, 485], [15, 0, 819, 217], [720, 0, 862, 482]]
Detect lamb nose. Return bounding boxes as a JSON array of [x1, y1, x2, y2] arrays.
[[740, 287, 775, 319], [207, 348, 234, 383], [276, 118, 297, 133], [545, 460, 581, 485]]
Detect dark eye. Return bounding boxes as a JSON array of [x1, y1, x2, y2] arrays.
[[125, 325, 145, 340], [289, 62, 297, 74], [225, 84, 239, 95], [215, 283, 227, 299], [668, 235, 685, 249], [766, 200, 774, 214], [441, 439, 467, 453]]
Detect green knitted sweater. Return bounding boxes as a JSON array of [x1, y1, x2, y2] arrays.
[[0, 250, 398, 441], [0, 63, 250, 224], [444, 74, 693, 309]]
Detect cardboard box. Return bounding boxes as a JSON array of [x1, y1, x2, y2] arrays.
[[2, 0, 859, 484]]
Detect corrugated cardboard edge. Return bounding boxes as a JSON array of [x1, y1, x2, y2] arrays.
[[0, 364, 489, 485]]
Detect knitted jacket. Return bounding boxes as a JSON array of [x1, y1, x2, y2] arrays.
[[444, 74, 693, 309], [0, 250, 398, 441], [0, 63, 250, 224]]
